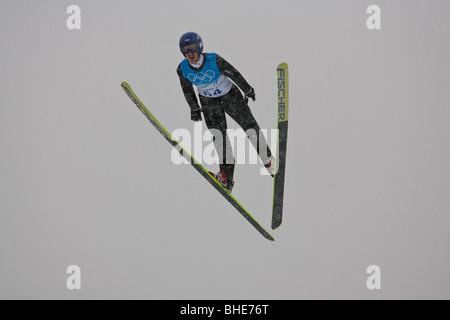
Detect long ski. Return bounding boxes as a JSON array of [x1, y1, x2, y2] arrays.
[[121, 82, 274, 241], [272, 63, 289, 230]]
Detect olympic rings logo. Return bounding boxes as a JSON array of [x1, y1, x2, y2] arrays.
[[188, 70, 216, 85]]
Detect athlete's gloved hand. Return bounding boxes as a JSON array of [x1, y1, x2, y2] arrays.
[[245, 87, 256, 101], [191, 107, 202, 122]]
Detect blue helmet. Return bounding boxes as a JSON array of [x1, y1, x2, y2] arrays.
[[179, 32, 203, 56]]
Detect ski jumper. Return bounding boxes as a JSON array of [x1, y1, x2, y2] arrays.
[[177, 53, 272, 184]]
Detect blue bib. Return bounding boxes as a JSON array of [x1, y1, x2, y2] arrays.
[[180, 53, 232, 97]]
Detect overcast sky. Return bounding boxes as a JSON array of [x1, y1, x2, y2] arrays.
[[1, 0, 450, 299]]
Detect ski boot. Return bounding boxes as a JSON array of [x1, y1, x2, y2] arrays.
[[264, 156, 276, 177], [208, 171, 234, 193]]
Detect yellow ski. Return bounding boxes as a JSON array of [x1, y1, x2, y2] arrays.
[[121, 82, 274, 241], [272, 63, 289, 229]]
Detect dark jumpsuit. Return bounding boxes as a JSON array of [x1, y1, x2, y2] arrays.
[[177, 53, 272, 187]]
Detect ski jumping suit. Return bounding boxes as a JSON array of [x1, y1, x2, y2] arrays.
[[177, 53, 272, 183]]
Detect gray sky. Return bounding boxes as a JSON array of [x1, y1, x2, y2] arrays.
[[1, 0, 450, 299]]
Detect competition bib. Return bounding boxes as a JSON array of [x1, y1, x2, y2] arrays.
[[180, 53, 232, 98]]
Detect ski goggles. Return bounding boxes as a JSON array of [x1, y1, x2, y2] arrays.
[[181, 43, 199, 54]]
